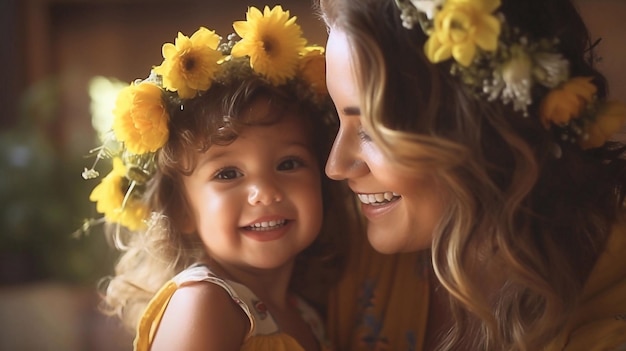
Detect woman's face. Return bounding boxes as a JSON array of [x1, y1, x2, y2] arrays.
[[325, 29, 448, 253]]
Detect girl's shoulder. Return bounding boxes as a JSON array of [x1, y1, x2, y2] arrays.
[[134, 264, 330, 351], [134, 264, 251, 350]]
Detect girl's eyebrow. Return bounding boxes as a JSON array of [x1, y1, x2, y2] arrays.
[[194, 148, 230, 170], [343, 106, 361, 116]]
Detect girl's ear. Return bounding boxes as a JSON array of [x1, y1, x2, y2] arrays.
[[178, 204, 197, 234], [173, 194, 197, 234], [178, 211, 196, 234]]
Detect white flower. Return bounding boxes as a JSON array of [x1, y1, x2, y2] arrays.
[[500, 45, 533, 113], [532, 52, 569, 89], [408, 0, 445, 20], [484, 45, 533, 115], [82, 168, 100, 180]]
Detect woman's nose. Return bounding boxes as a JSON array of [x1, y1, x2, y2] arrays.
[[247, 179, 283, 206], [325, 126, 368, 180]]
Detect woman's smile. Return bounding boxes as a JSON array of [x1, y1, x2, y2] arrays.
[[356, 191, 401, 205], [356, 192, 402, 220]]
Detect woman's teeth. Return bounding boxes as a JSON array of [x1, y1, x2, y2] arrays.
[[357, 192, 400, 205], [246, 219, 286, 231]]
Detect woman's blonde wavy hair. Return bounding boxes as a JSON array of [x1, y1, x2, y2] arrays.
[[99, 72, 355, 333], [319, 0, 626, 349]]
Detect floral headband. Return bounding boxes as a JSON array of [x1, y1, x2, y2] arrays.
[[394, 0, 626, 152], [80, 6, 328, 232]]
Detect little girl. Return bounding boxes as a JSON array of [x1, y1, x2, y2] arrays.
[[81, 6, 354, 351]]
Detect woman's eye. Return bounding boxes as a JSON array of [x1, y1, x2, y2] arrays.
[[214, 168, 242, 180], [358, 127, 373, 142], [277, 158, 303, 171]]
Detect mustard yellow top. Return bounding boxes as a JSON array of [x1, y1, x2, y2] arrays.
[[547, 222, 626, 350], [134, 264, 330, 351], [327, 223, 626, 350]]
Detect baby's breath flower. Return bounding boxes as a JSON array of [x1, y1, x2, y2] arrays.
[[82, 167, 100, 180], [231, 6, 306, 85]]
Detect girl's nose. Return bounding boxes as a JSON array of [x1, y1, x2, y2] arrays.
[[247, 180, 283, 206], [325, 126, 368, 180]]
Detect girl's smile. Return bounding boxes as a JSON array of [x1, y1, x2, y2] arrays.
[[241, 217, 293, 242]]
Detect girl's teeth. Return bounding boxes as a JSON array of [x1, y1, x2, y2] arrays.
[[248, 219, 286, 231]]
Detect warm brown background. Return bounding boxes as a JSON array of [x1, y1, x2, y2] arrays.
[[0, 0, 624, 350]]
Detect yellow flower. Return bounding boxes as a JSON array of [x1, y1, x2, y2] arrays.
[[153, 27, 223, 99], [298, 46, 327, 98], [539, 77, 597, 128], [425, 0, 501, 67], [89, 158, 126, 215], [580, 101, 626, 149], [89, 158, 148, 231], [231, 5, 306, 85], [112, 82, 169, 155], [114, 201, 149, 231]]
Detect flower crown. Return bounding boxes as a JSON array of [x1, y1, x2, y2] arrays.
[[80, 6, 328, 232], [394, 0, 626, 151]]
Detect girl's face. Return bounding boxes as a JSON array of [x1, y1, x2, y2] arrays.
[[182, 99, 323, 272], [325, 29, 448, 253]]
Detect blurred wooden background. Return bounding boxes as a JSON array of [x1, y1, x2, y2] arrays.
[[0, 0, 623, 350]]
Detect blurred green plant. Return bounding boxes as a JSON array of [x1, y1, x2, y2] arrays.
[[0, 76, 118, 286]]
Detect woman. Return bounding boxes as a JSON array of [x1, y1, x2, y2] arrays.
[[318, 0, 626, 349]]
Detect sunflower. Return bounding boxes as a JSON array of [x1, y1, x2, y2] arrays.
[[153, 27, 223, 99], [298, 46, 327, 98], [112, 82, 169, 155], [113, 200, 149, 231], [539, 76, 597, 128], [89, 157, 126, 216], [580, 101, 626, 149], [231, 5, 306, 85], [89, 158, 148, 231]]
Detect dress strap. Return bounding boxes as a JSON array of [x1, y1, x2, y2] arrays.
[[174, 264, 281, 338], [291, 295, 331, 348]]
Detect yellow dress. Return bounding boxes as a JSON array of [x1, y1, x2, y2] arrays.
[[134, 264, 330, 351], [327, 223, 626, 351]]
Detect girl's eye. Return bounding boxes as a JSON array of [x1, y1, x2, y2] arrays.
[[277, 158, 303, 171], [214, 168, 242, 180]]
